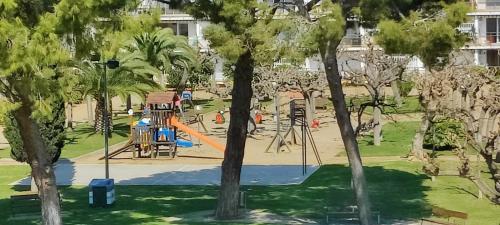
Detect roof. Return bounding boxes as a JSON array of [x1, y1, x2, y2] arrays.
[[146, 92, 178, 105], [467, 10, 500, 16]]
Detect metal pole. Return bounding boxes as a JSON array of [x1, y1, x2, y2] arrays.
[[87, 95, 94, 125], [103, 63, 110, 179], [275, 93, 281, 153]]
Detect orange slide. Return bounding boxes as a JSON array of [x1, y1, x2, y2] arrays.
[[171, 117, 225, 153]]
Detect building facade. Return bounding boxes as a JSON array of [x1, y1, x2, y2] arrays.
[[137, 0, 430, 80], [463, 0, 500, 67]]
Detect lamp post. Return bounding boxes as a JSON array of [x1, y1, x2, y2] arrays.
[[91, 53, 119, 179]]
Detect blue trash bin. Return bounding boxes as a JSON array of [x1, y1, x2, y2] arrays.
[[89, 179, 115, 207]]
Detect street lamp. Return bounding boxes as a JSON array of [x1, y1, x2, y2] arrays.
[[91, 53, 119, 179]]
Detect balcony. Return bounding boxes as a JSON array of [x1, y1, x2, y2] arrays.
[[340, 35, 362, 47], [458, 23, 475, 37], [476, 0, 500, 9]]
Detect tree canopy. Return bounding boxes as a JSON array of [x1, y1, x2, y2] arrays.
[[375, 1, 470, 69]]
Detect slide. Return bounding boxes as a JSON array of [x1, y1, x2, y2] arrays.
[[171, 117, 225, 153]]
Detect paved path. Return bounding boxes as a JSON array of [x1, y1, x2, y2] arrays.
[[12, 163, 319, 186]]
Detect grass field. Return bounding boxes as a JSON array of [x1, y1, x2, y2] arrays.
[[60, 116, 132, 159], [337, 121, 420, 157], [345, 96, 422, 115], [0, 116, 132, 160], [0, 161, 498, 225]]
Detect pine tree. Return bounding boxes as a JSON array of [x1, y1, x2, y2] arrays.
[[4, 98, 66, 164]]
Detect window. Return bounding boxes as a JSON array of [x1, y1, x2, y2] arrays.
[[486, 18, 499, 43], [159, 23, 189, 36], [179, 24, 189, 37], [486, 50, 500, 66]]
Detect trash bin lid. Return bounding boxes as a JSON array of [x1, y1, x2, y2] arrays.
[[89, 179, 114, 187]]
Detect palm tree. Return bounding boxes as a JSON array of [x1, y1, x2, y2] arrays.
[[78, 52, 160, 133], [129, 28, 197, 91]]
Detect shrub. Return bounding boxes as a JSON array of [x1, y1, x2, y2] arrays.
[[399, 81, 414, 97], [3, 99, 66, 163], [424, 118, 464, 150]]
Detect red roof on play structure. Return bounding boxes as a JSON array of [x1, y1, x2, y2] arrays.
[[146, 92, 178, 105]]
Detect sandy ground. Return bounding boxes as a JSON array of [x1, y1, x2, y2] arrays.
[[75, 109, 346, 166], [1, 87, 424, 186], [0, 86, 421, 167]]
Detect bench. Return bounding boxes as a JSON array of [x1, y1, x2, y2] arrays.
[[421, 206, 468, 225], [315, 98, 329, 110], [326, 205, 380, 224], [10, 192, 41, 217]]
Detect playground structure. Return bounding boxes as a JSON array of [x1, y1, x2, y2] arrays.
[[265, 93, 323, 174], [105, 91, 224, 160]]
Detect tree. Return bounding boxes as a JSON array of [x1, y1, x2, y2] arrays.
[[418, 66, 499, 203], [4, 97, 65, 164], [283, 1, 374, 223], [177, 0, 288, 219], [129, 28, 197, 91], [58, 67, 83, 130], [253, 65, 327, 125], [0, 1, 157, 223], [78, 52, 160, 133], [340, 40, 410, 145], [0, 2, 69, 223], [375, 2, 470, 160]]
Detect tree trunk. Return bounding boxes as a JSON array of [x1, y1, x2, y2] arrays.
[[13, 104, 62, 225], [373, 88, 384, 146], [126, 94, 132, 110], [31, 176, 38, 192], [94, 97, 112, 134], [87, 95, 94, 125], [177, 69, 190, 95], [391, 80, 402, 107], [65, 102, 73, 130], [478, 108, 489, 143], [412, 110, 433, 160], [321, 41, 372, 225], [215, 50, 254, 219], [480, 141, 500, 203], [486, 111, 497, 136], [373, 103, 382, 146]]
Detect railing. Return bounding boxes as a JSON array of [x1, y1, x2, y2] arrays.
[[391, 55, 425, 72], [458, 23, 475, 37], [340, 35, 362, 47], [134, 7, 188, 16], [477, 0, 500, 7]]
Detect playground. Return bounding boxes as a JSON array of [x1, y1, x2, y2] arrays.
[[25, 90, 347, 186], [1, 87, 499, 224]]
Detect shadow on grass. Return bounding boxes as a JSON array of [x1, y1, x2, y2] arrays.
[[0, 165, 430, 225], [0, 164, 431, 225], [244, 165, 431, 224]]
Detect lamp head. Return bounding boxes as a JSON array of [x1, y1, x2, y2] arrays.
[[106, 59, 119, 69], [90, 53, 101, 62]]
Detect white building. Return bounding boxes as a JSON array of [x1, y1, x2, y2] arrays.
[[463, 0, 500, 67], [136, 0, 225, 80], [137, 0, 429, 79]]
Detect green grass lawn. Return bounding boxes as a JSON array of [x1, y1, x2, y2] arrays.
[[338, 121, 420, 157], [60, 116, 131, 159], [0, 161, 498, 225], [0, 147, 10, 159], [0, 116, 132, 160], [345, 96, 422, 115]]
